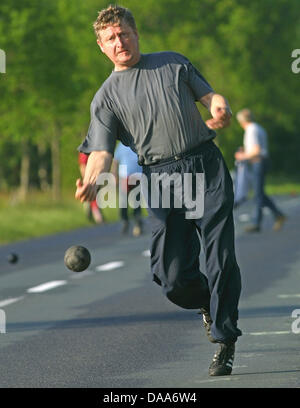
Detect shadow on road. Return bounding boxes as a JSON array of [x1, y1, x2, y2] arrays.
[[239, 304, 299, 318], [232, 369, 300, 377], [6, 310, 197, 333]]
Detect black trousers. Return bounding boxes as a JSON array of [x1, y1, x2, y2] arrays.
[[143, 141, 242, 343], [120, 205, 141, 222]]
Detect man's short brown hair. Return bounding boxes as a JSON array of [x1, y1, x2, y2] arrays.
[[236, 108, 255, 123], [93, 5, 137, 39]]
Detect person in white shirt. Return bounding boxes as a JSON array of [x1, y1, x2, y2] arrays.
[[112, 143, 143, 236], [235, 108, 286, 232]]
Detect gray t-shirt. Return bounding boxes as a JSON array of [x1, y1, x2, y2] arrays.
[[78, 51, 215, 165]]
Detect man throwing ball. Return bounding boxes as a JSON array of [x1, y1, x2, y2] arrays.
[[75, 5, 242, 376]]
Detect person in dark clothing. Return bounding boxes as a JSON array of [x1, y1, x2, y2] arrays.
[[75, 5, 241, 376]]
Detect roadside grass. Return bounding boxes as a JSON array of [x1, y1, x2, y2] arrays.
[[0, 190, 120, 245], [0, 176, 299, 245], [265, 177, 300, 196]]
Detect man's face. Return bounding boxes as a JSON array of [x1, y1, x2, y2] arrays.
[[98, 23, 140, 71]]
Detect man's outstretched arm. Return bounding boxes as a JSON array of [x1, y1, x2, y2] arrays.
[[200, 92, 232, 129], [75, 150, 113, 203]]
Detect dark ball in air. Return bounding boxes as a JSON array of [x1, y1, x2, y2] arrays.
[[7, 253, 18, 264], [64, 245, 91, 272]]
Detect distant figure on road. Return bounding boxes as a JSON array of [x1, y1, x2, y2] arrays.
[[78, 152, 104, 224], [233, 147, 251, 208], [112, 143, 143, 236], [235, 109, 286, 232]]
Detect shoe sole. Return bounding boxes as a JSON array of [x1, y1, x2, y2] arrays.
[[209, 367, 232, 376]]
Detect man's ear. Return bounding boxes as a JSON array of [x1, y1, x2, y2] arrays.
[[97, 39, 104, 53]]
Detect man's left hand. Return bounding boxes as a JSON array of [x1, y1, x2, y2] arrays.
[[206, 107, 232, 129]]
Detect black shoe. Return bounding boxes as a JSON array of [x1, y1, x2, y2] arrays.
[[209, 342, 235, 376], [199, 308, 217, 343], [244, 225, 260, 233]]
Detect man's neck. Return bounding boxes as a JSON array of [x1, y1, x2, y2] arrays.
[[243, 121, 253, 129], [114, 53, 141, 71]]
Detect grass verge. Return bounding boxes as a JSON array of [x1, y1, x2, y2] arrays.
[[0, 190, 120, 245], [0, 176, 299, 245]]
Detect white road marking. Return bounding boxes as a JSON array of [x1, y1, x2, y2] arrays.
[[0, 297, 24, 307], [95, 261, 124, 272], [27, 280, 67, 293], [142, 249, 151, 257], [246, 330, 291, 336], [278, 294, 300, 299]]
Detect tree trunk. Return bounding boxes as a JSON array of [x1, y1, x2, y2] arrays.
[[19, 139, 30, 202], [51, 126, 61, 201], [38, 141, 50, 192]]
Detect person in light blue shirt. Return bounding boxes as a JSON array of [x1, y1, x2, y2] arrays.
[[236, 108, 286, 232], [233, 147, 251, 208], [113, 142, 143, 235]]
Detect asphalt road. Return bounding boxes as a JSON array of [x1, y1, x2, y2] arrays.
[[0, 195, 299, 389]]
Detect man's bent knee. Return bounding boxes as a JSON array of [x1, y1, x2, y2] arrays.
[[164, 279, 210, 310]]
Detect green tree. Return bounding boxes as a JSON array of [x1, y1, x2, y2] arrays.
[[1, 0, 299, 200]]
